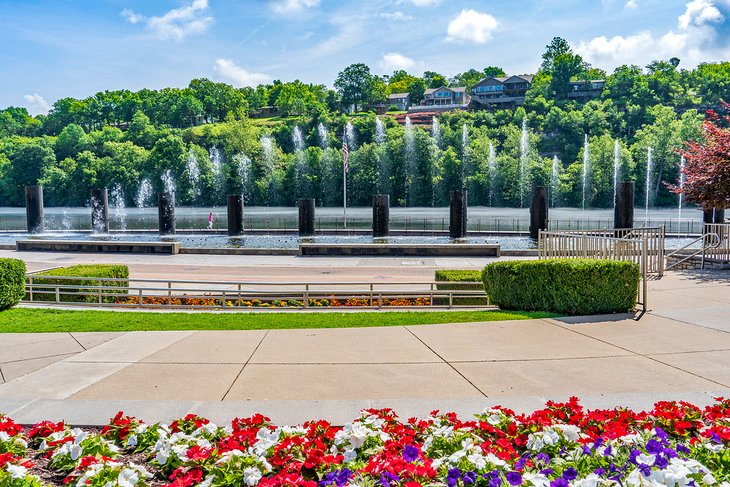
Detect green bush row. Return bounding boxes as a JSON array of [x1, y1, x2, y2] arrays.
[[482, 259, 641, 315], [30, 264, 129, 304], [0, 258, 26, 311], [434, 269, 488, 306]]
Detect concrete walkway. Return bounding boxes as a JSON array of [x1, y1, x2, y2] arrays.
[[0, 250, 728, 424]]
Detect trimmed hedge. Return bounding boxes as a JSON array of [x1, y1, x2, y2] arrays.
[[482, 259, 641, 315], [0, 258, 26, 310], [434, 269, 489, 306], [30, 264, 129, 303]]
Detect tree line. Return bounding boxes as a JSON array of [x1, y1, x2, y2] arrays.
[[0, 37, 726, 209]]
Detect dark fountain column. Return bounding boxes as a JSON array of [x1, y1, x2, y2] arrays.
[[614, 181, 634, 229], [25, 185, 44, 234], [90, 188, 109, 233], [529, 186, 548, 239], [372, 194, 390, 238], [158, 192, 176, 235], [298, 198, 316, 237], [227, 194, 244, 236], [449, 190, 468, 239]]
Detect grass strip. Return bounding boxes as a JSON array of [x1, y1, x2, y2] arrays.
[[0, 308, 556, 333]]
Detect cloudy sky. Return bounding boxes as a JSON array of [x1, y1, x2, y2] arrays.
[[2, 0, 729, 115]]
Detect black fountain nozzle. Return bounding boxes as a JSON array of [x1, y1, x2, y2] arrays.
[[614, 181, 634, 229], [227, 194, 244, 236], [372, 194, 390, 238], [449, 189, 468, 239], [158, 192, 176, 235], [90, 188, 110, 234], [25, 185, 44, 234], [298, 198, 316, 237], [529, 186, 548, 239]]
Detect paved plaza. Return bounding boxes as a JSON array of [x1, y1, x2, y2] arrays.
[[0, 250, 728, 424]]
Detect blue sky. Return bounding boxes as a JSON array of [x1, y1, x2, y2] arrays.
[[2, 0, 729, 114]]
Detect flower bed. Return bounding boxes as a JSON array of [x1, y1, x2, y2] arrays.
[[1, 398, 729, 487], [114, 296, 432, 308]]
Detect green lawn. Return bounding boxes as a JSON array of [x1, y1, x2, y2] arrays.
[[0, 308, 556, 333]]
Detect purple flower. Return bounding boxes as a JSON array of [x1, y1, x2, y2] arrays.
[[550, 479, 569, 487], [562, 468, 578, 481], [402, 445, 419, 463], [629, 449, 641, 464], [594, 468, 606, 476], [646, 439, 663, 454], [536, 453, 550, 466], [506, 471, 523, 486], [639, 464, 652, 477], [677, 444, 691, 455], [582, 445, 592, 455], [486, 470, 502, 487], [463, 471, 477, 485], [654, 456, 669, 469], [603, 445, 613, 457], [540, 469, 554, 476], [593, 437, 604, 449], [380, 472, 399, 487], [447, 468, 461, 487]]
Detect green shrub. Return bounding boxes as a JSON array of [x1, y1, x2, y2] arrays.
[[30, 264, 129, 304], [387, 104, 401, 112], [434, 269, 489, 306], [482, 259, 641, 315], [0, 258, 26, 310]]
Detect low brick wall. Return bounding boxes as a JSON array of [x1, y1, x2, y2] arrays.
[[300, 243, 500, 257], [16, 240, 181, 255]]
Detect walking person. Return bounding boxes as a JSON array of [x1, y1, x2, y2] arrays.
[[207, 212, 214, 230]]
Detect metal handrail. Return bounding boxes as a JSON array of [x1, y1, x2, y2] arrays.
[[665, 232, 721, 271], [23, 275, 491, 310]]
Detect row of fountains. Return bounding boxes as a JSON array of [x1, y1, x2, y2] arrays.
[[127, 117, 680, 216]]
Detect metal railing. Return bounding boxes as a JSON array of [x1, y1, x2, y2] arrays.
[[703, 223, 730, 264], [23, 275, 492, 310]]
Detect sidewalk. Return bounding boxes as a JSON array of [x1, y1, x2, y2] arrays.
[[0, 254, 728, 424]]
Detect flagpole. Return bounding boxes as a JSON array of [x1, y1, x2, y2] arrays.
[[343, 133, 347, 229]]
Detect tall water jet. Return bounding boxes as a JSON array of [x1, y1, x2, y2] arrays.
[[186, 149, 200, 202], [317, 123, 329, 149], [645, 146, 653, 221], [292, 126, 309, 196], [345, 122, 356, 149], [519, 117, 529, 207], [375, 117, 386, 145], [209, 146, 223, 197], [678, 154, 686, 221], [234, 153, 253, 204], [551, 155, 560, 207], [612, 139, 621, 209], [488, 143, 497, 207], [404, 117, 416, 204], [461, 124, 469, 188], [110, 183, 127, 231], [581, 134, 590, 210], [90, 188, 109, 234], [135, 179, 152, 208], [431, 117, 441, 148], [260, 135, 276, 205], [161, 170, 176, 196]]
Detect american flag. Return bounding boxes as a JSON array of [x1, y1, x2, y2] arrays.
[[342, 140, 349, 173]]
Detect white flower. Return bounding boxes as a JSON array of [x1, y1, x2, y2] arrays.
[[0, 431, 10, 442], [636, 453, 656, 466], [6, 464, 28, 479], [117, 468, 139, 487], [573, 474, 602, 487], [156, 447, 170, 465], [126, 434, 138, 448], [343, 449, 357, 463], [704, 473, 717, 485], [523, 472, 550, 487], [198, 476, 214, 487], [243, 466, 262, 486]]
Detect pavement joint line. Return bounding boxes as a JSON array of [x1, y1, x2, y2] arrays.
[[542, 318, 730, 389], [221, 330, 269, 401], [648, 348, 730, 356], [0, 352, 78, 366], [0, 365, 5, 383], [645, 311, 730, 335], [448, 354, 636, 364], [403, 326, 489, 399], [68, 332, 87, 351]]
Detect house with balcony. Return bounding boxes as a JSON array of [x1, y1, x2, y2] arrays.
[[567, 80, 605, 100], [422, 86, 469, 107], [387, 92, 411, 111], [470, 74, 534, 110]]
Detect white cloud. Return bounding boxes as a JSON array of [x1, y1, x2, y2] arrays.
[[23, 93, 50, 116], [379, 52, 416, 72], [576, 0, 730, 69], [214, 59, 272, 87], [381, 11, 413, 21], [678, 0, 724, 29], [446, 9, 498, 44], [625, 0, 639, 9], [270, 0, 320, 14], [410, 0, 441, 5], [121, 0, 212, 41]]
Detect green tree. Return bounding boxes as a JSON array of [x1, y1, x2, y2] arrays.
[[334, 63, 374, 112]]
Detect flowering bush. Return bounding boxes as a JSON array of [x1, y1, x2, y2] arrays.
[[1, 398, 729, 486], [114, 295, 432, 308]]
